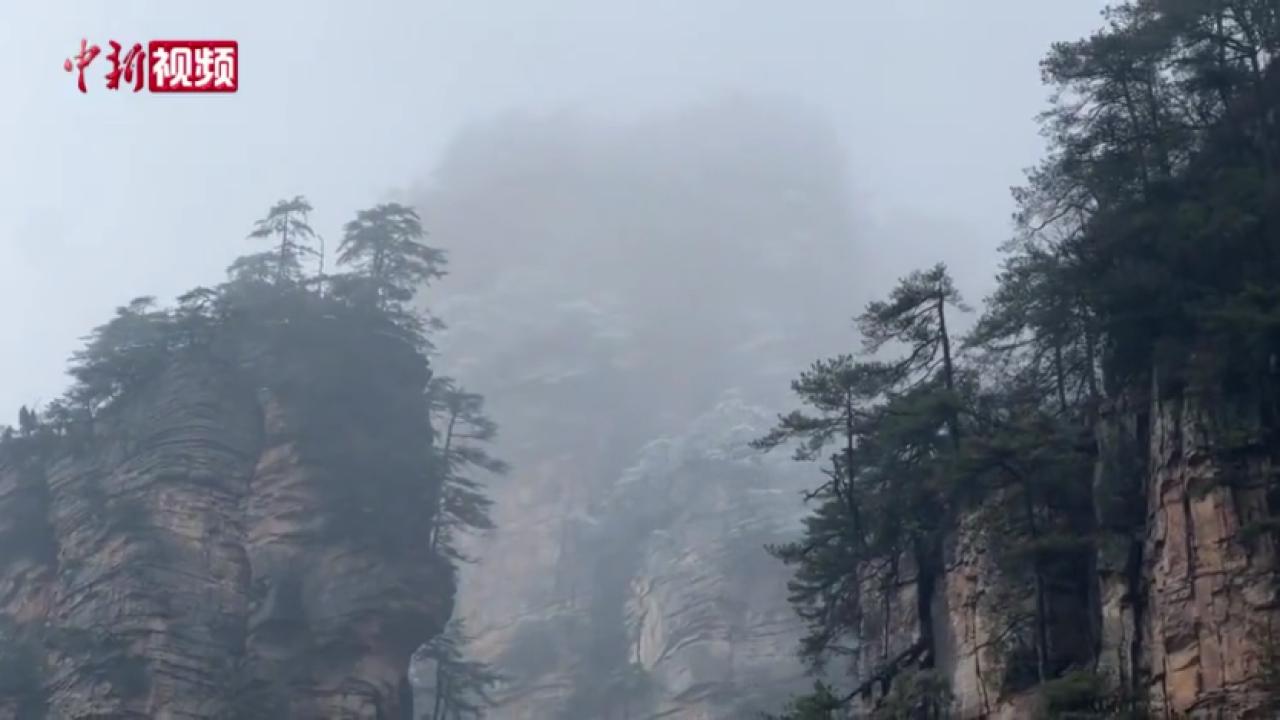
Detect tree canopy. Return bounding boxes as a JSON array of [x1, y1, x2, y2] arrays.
[[762, 1, 1277, 716]]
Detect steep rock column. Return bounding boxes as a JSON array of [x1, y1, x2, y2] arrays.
[[1142, 385, 1280, 717], [935, 512, 1009, 720], [0, 356, 456, 720], [934, 503, 1081, 720], [0, 444, 57, 720], [1091, 393, 1149, 705], [845, 545, 922, 713], [242, 392, 454, 719], [620, 453, 811, 720], [42, 360, 260, 719]]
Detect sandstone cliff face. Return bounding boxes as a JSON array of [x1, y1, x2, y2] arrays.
[[855, 382, 1280, 719], [0, 360, 454, 720], [1139, 386, 1279, 717]]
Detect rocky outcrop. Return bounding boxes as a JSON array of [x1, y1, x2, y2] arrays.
[[617, 397, 811, 719], [934, 513, 1013, 720], [1140, 385, 1279, 717], [0, 358, 454, 719], [851, 381, 1280, 719]]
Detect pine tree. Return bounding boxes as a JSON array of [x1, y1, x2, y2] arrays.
[[956, 394, 1093, 687], [16, 407, 36, 436], [857, 263, 969, 445], [417, 619, 504, 720], [235, 195, 318, 284], [1023, 0, 1278, 388], [868, 670, 954, 720], [752, 356, 896, 670], [66, 296, 174, 414], [765, 3, 1278, 716], [763, 681, 841, 720], [758, 265, 971, 715], [335, 203, 446, 314], [427, 377, 506, 564], [855, 263, 970, 682], [965, 239, 1098, 417]]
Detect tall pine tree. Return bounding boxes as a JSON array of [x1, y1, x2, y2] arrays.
[[233, 195, 318, 284]]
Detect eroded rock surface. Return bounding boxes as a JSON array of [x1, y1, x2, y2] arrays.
[[461, 396, 811, 720], [0, 360, 453, 720], [852, 384, 1280, 719], [1141, 388, 1279, 717], [618, 398, 811, 719]]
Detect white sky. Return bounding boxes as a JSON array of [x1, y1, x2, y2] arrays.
[[0, 0, 1108, 415]]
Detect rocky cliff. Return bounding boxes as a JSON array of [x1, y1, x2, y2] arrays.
[[0, 292, 455, 719], [833, 55, 1280, 718], [846, 381, 1280, 719], [620, 398, 811, 719]]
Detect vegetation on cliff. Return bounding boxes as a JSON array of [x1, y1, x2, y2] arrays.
[[415, 619, 505, 720], [763, 1, 1277, 717], [34, 198, 453, 551], [0, 199, 504, 717]]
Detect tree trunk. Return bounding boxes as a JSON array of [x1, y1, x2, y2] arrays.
[[429, 411, 459, 553], [318, 231, 326, 296], [913, 537, 938, 669], [1054, 340, 1069, 416], [842, 397, 866, 547], [936, 296, 960, 447], [1022, 481, 1050, 685], [883, 554, 899, 660], [431, 663, 447, 720], [279, 213, 290, 283], [1083, 312, 1100, 412], [398, 671, 415, 720], [373, 243, 387, 310]]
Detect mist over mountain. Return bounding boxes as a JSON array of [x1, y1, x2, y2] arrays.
[[4, 3, 1277, 719], [422, 99, 859, 407], [410, 99, 866, 718]]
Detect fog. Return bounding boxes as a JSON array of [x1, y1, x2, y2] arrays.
[[0, 0, 1110, 415], [2, 2, 1132, 717]]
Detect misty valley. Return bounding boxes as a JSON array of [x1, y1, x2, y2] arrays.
[[2, 2, 1280, 719]]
